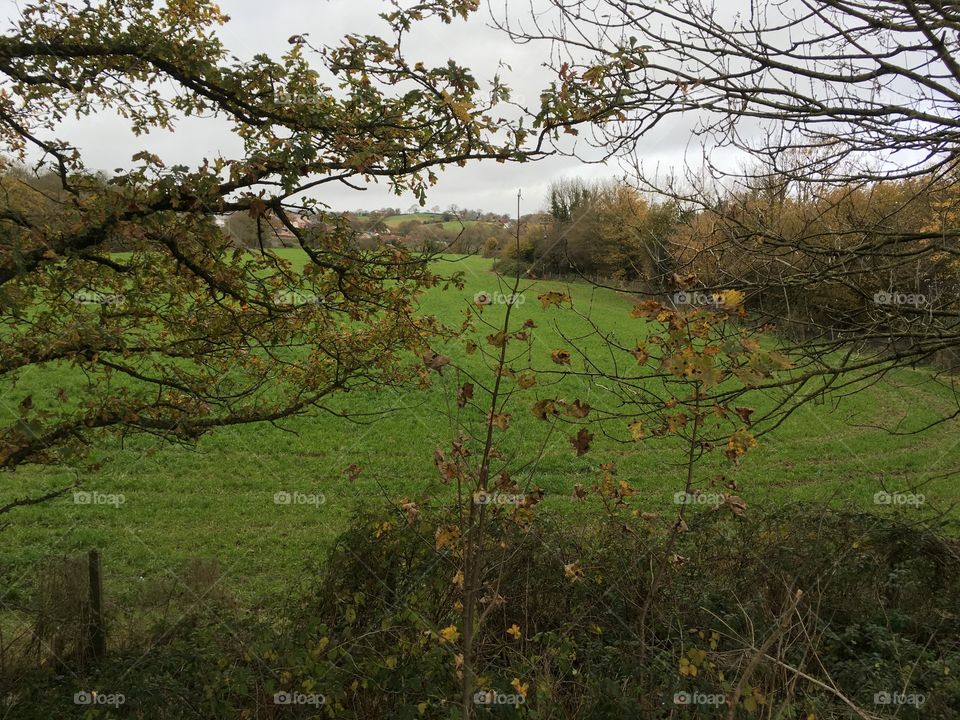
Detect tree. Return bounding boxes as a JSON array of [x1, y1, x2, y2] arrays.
[[499, 0, 960, 424], [0, 0, 552, 514]]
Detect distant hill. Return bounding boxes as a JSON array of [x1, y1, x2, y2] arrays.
[[355, 212, 510, 231]]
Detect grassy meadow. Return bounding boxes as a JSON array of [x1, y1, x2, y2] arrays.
[[367, 212, 503, 233], [2, 253, 958, 606]]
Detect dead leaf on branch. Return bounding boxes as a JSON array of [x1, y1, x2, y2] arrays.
[[721, 494, 747, 517], [422, 350, 450, 374], [551, 348, 572, 365], [538, 290, 571, 309], [570, 428, 593, 456], [456, 382, 474, 408], [488, 412, 511, 430]]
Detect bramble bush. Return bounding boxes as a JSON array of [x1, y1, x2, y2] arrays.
[[7, 503, 958, 718]]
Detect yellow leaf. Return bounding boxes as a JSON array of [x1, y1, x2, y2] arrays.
[[510, 678, 529, 698], [506, 624, 522, 640], [439, 625, 460, 643], [311, 637, 329, 658], [435, 525, 461, 551], [537, 291, 570, 309], [564, 561, 584, 582], [628, 420, 645, 440], [717, 289, 746, 310]]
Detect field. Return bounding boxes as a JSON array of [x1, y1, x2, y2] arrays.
[[365, 212, 504, 233], [2, 253, 958, 605]]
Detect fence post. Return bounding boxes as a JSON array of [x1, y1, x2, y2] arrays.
[[87, 549, 106, 659]]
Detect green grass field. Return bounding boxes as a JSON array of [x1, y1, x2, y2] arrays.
[[367, 212, 501, 233], [3, 254, 959, 605]]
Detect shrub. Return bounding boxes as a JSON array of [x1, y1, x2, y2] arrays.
[[5, 503, 958, 719]]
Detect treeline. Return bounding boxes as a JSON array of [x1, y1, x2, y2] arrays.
[[492, 175, 959, 338], [493, 179, 683, 283], [673, 174, 960, 345]]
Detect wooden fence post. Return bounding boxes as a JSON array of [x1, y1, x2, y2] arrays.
[[87, 549, 106, 659]]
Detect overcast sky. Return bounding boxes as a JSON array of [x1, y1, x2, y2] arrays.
[[1, 0, 709, 215]]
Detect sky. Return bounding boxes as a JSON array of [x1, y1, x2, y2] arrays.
[[0, 0, 707, 216]]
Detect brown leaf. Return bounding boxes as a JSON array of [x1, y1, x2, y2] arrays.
[[495, 471, 516, 491], [570, 428, 594, 457], [434, 449, 459, 484], [722, 494, 747, 517], [452, 432, 471, 457], [564, 561, 584, 582], [422, 350, 450, 374], [572, 483, 588, 501], [530, 399, 559, 420], [629, 300, 663, 319], [247, 197, 269, 220], [516, 371, 537, 389], [551, 349, 571, 365], [632, 342, 648, 364], [457, 382, 474, 408], [487, 331, 508, 348], [566, 399, 590, 418], [538, 291, 571, 309], [435, 525, 461, 551], [399, 498, 420, 524], [343, 464, 362, 482], [734, 407, 755, 425], [521, 486, 545, 508], [489, 412, 511, 430]]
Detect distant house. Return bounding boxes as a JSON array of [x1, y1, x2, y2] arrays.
[[219, 211, 307, 249], [274, 215, 311, 243]]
